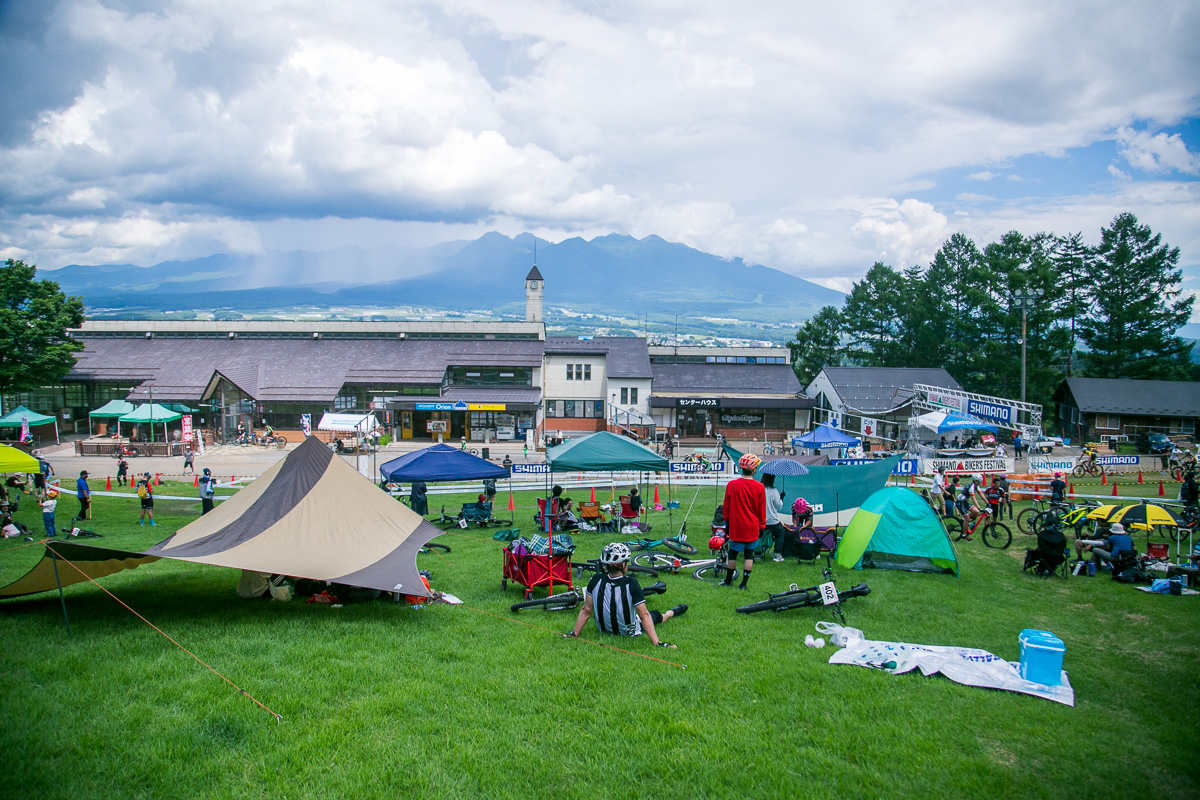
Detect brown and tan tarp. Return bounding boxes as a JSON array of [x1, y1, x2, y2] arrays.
[[0, 436, 439, 599]]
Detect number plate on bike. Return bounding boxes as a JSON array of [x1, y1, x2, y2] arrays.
[[818, 582, 839, 605]]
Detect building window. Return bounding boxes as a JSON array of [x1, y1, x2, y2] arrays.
[[629, 387, 638, 404], [564, 401, 576, 417], [566, 365, 573, 381], [584, 364, 591, 381], [1094, 414, 1119, 430], [620, 388, 628, 404]]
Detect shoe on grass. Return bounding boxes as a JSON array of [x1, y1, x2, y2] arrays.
[[771, 553, 784, 562], [670, 604, 688, 618]]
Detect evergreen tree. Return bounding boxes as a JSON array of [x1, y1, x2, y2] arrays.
[[789, 306, 843, 386], [924, 233, 989, 387], [1050, 232, 1093, 376], [1078, 213, 1194, 379], [840, 262, 904, 366]]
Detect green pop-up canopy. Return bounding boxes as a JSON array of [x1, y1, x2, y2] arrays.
[[545, 431, 667, 472], [0, 405, 60, 445], [836, 487, 959, 576]]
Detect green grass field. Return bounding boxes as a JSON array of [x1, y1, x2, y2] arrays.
[[2, 476, 1198, 800]]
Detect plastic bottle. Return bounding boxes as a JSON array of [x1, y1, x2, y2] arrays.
[[1073, 561, 1084, 576], [1087, 562, 1095, 577]]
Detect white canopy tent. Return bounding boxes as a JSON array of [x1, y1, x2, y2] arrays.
[[317, 412, 380, 434]]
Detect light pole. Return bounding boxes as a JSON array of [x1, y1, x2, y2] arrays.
[[1012, 289, 1044, 403]]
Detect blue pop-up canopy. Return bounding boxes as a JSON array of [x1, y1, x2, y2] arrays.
[[379, 443, 510, 483], [794, 423, 862, 449], [916, 410, 999, 434]]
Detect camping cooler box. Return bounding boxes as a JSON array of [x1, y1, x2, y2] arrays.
[[1018, 629, 1065, 686]]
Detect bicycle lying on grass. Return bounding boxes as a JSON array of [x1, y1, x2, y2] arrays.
[[510, 581, 667, 612], [943, 510, 1012, 549], [736, 555, 870, 618], [620, 532, 698, 556]]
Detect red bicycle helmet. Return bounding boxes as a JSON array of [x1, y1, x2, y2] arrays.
[[709, 534, 726, 550], [738, 453, 762, 472]]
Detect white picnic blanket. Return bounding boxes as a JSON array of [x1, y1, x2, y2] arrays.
[[828, 636, 1075, 706]]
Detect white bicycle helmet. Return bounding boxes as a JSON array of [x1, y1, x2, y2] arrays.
[[600, 542, 632, 565], [971, 473, 983, 483]]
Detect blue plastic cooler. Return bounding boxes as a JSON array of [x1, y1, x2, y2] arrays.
[[1019, 629, 1065, 686]]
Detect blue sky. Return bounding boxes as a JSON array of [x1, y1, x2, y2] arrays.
[[1, 1, 1197, 317]]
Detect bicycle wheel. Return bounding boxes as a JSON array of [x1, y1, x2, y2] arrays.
[[128, 447, 139, 458], [693, 564, 736, 583], [1016, 507, 1040, 535], [662, 536, 699, 555], [736, 591, 818, 614], [1071, 464, 1087, 478], [510, 592, 581, 612], [421, 541, 451, 553], [274, 434, 287, 449], [633, 552, 677, 570], [1031, 510, 1059, 536], [110, 447, 121, 458], [982, 521, 1012, 549]]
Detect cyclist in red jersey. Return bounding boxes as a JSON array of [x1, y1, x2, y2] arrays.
[[721, 453, 766, 588]]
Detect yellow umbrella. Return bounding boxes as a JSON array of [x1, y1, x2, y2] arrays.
[[1086, 504, 1122, 521], [1108, 503, 1181, 533]]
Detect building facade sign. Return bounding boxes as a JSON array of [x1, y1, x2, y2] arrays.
[[675, 398, 720, 408]]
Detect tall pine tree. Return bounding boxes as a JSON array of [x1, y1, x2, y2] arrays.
[[789, 306, 843, 385], [1078, 213, 1194, 379]]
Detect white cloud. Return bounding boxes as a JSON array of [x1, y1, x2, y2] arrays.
[[1117, 126, 1200, 175], [967, 171, 996, 181], [850, 198, 951, 268]]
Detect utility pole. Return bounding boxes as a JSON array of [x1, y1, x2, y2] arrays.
[[1012, 289, 1044, 403]]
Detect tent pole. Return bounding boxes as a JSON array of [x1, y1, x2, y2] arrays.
[[49, 546, 72, 639]]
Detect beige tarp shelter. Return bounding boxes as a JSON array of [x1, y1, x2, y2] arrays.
[[0, 436, 438, 599]]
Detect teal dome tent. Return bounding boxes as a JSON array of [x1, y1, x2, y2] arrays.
[[835, 487, 959, 576]]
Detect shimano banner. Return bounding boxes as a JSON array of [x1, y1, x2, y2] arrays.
[[966, 399, 1014, 425], [669, 461, 728, 473], [1027, 457, 1076, 474], [832, 458, 920, 476], [510, 463, 551, 474]]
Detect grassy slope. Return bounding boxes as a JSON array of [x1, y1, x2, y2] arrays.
[[1, 477, 1197, 800]]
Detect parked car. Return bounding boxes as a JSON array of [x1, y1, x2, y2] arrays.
[[1029, 436, 1062, 454], [1136, 432, 1173, 455]]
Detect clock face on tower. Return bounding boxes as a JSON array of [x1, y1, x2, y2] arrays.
[[529, 280, 539, 289]]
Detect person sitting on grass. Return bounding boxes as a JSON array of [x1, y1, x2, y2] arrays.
[[564, 542, 686, 649]]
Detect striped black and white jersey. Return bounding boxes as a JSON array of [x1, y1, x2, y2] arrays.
[[585, 572, 646, 636]]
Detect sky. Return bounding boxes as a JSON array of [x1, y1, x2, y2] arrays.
[[1, 0, 1198, 315]]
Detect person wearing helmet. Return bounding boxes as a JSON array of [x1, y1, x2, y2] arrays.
[[956, 474, 989, 540], [136, 472, 155, 526], [565, 542, 687, 647], [198, 467, 218, 515], [720, 453, 766, 588], [40, 489, 58, 538], [1049, 472, 1067, 505]]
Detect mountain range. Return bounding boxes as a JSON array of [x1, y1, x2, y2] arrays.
[[39, 233, 846, 330]]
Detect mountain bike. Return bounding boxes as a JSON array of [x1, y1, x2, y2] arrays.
[[1016, 499, 1059, 536], [632, 551, 723, 575], [737, 555, 870, 616], [1072, 457, 1105, 478], [689, 538, 738, 583], [620, 532, 699, 555], [109, 443, 139, 458], [259, 432, 288, 449], [1033, 500, 1100, 539], [943, 509, 1011, 549], [510, 580, 666, 612]]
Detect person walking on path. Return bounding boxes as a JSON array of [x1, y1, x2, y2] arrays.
[[198, 468, 217, 515], [721, 454, 766, 589], [40, 490, 58, 538], [116, 457, 129, 487], [74, 470, 91, 522], [183, 446, 194, 474], [137, 472, 156, 526]]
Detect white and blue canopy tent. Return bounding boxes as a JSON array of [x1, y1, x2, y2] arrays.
[[916, 410, 999, 434]]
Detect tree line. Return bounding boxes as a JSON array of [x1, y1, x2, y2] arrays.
[[789, 212, 1196, 412]]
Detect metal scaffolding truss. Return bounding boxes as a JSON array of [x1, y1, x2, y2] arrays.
[[906, 383, 1043, 455]]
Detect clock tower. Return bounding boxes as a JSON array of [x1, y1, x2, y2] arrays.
[[525, 265, 544, 323]]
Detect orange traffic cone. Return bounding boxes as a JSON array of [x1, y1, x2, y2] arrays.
[[1159, 480, 1166, 497], [193, 474, 199, 487], [154, 473, 161, 486], [1068, 482, 1075, 495], [1137, 469, 1144, 484], [507, 492, 515, 511], [653, 485, 660, 504], [1101, 471, 1107, 485], [232, 475, 237, 484], [590, 486, 596, 503], [1112, 482, 1119, 497], [105, 475, 111, 490]]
